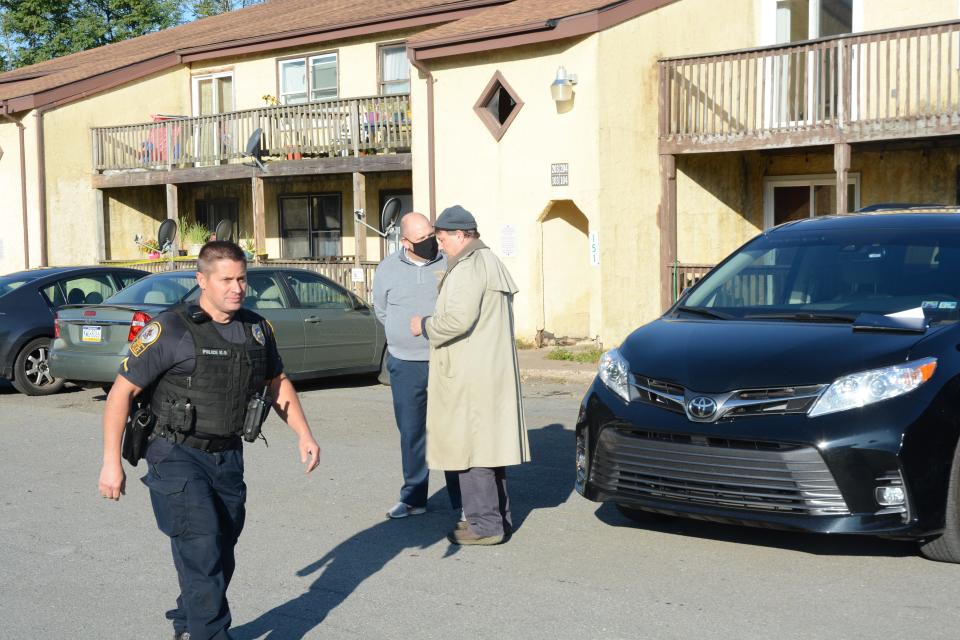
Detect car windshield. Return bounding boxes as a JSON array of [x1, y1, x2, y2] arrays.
[[0, 272, 42, 299], [682, 227, 960, 325], [105, 271, 197, 306]]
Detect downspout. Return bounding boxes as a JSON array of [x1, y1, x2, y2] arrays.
[[408, 55, 437, 222], [1, 108, 30, 269], [33, 107, 49, 266]]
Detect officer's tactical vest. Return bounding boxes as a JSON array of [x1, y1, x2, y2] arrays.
[[152, 304, 269, 437]]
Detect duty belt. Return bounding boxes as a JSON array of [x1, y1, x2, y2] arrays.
[[159, 429, 241, 453]]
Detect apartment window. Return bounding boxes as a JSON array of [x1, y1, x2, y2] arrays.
[[192, 72, 234, 116], [279, 194, 342, 258], [279, 53, 338, 104], [764, 174, 860, 228], [473, 71, 524, 141], [379, 45, 410, 95], [775, 0, 852, 42], [196, 198, 239, 238]]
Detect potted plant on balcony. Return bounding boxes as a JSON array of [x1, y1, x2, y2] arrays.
[[240, 238, 256, 260], [182, 222, 210, 257], [138, 238, 161, 260]]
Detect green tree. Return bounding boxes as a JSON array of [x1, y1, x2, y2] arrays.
[[0, 0, 181, 68], [189, 0, 262, 18]]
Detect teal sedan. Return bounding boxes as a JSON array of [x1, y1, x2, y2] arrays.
[[50, 267, 385, 386]]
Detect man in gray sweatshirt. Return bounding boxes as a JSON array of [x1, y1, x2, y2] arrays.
[[373, 212, 461, 518]]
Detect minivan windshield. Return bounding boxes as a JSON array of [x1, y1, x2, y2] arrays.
[[683, 227, 960, 324]]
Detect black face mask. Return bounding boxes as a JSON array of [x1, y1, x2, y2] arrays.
[[410, 235, 439, 261]]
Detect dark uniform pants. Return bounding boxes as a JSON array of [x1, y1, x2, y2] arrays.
[[143, 436, 246, 640]]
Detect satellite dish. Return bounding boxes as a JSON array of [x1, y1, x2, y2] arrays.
[[158, 219, 177, 254], [380, 197, 403, 233], [214, 219, 233, 243], [244, 128, 264, 170]]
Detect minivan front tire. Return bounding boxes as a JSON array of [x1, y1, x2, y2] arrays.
[[920, 439, 960, 563]]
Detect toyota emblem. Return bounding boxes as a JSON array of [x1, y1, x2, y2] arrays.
[[688, 396, 718, 420]]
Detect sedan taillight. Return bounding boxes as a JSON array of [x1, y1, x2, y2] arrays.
[[54, 312, 60, 339], [127, 311, 151, 342]]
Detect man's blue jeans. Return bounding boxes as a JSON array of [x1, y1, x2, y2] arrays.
[[387, 354, 461, 509]]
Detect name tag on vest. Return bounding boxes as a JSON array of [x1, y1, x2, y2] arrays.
[[201, 348, 231, 357]]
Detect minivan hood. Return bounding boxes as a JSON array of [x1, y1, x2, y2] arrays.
[[619, 318, 943, 392]]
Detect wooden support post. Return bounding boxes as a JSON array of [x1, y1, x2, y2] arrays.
[[353, 171, 367, 298], [350, 101, 361, 157], [165, 183, 179, 253], [251, 176, 266, 260], [834, 142, 851, 214], [95, 189, 107, 261], [658, 154, 678, 311]]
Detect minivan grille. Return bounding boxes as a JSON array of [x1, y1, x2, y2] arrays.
[[591, 427, 849, 516], [631, 377, 825, 420]]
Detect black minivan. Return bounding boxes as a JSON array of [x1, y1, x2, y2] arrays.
[[576, 213, 960, 562]]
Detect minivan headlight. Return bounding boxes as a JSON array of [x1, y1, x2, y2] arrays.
[[598, 348, 631, 402], [808, 358, 937, 417]]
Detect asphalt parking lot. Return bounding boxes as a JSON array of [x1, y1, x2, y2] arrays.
[[1, 375, 959, 640]]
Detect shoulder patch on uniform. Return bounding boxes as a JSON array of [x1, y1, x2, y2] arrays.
[[121, 357, 129, 372], [252, 323, 266, 345], [129, 321, 162, 357]]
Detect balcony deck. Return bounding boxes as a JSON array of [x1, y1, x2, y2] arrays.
[[658, 20, 960, 154], [91, 94, 411, 187]]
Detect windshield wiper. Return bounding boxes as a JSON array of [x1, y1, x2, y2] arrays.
[[674, 306, 732, 320], [742, 312, 857, 323]]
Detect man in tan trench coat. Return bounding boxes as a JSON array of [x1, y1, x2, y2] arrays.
[[410, 205, 530, 545]]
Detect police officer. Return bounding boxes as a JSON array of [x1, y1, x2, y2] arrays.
[[97, 241, 321, 640]]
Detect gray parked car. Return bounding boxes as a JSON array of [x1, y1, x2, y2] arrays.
[[50, 267, 385, 386]]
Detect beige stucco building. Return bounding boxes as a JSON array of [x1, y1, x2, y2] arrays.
[[407, 0, 960, 344], [2, 0, 960, 346]]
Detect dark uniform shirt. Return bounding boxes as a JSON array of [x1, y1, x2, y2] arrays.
[[119, 309, 283, 389]]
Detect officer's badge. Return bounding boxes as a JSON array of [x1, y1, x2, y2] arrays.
[[252, 324, 266, 345], [129, 321, 161, 357]]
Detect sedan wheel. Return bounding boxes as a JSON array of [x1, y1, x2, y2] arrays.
[[377, 347, 390, 386], [11, 337, 66, 396]]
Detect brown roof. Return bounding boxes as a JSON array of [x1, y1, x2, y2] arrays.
[[0, 0, 507, 113], [409, 0, 677, 59]]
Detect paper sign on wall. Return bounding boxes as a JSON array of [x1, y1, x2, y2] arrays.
[[351, 268, 365, 283], [500, 224, 517, 257], [589, 231, 600, 266]]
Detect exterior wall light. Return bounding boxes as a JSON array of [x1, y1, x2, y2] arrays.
[[551, 66, 578, 103]]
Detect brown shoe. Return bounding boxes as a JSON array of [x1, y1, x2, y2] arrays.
[[447, 526, 504, 545], [456, 520, 469, 531]]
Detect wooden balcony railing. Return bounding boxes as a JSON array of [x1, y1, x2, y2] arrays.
[[659, 20, 960, 153], [91, 94, 411, 172], [671, 262, 713, 301]]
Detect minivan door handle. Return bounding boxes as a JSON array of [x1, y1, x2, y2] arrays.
[[304, 316, 323, 324]]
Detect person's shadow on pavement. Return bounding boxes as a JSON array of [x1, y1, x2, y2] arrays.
[[230, 421, 575, 639]]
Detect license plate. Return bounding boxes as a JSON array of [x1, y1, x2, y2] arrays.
[[81, 325, 102, 343]]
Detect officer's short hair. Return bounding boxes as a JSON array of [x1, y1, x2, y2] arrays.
[[198, 241, 247, 275]]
